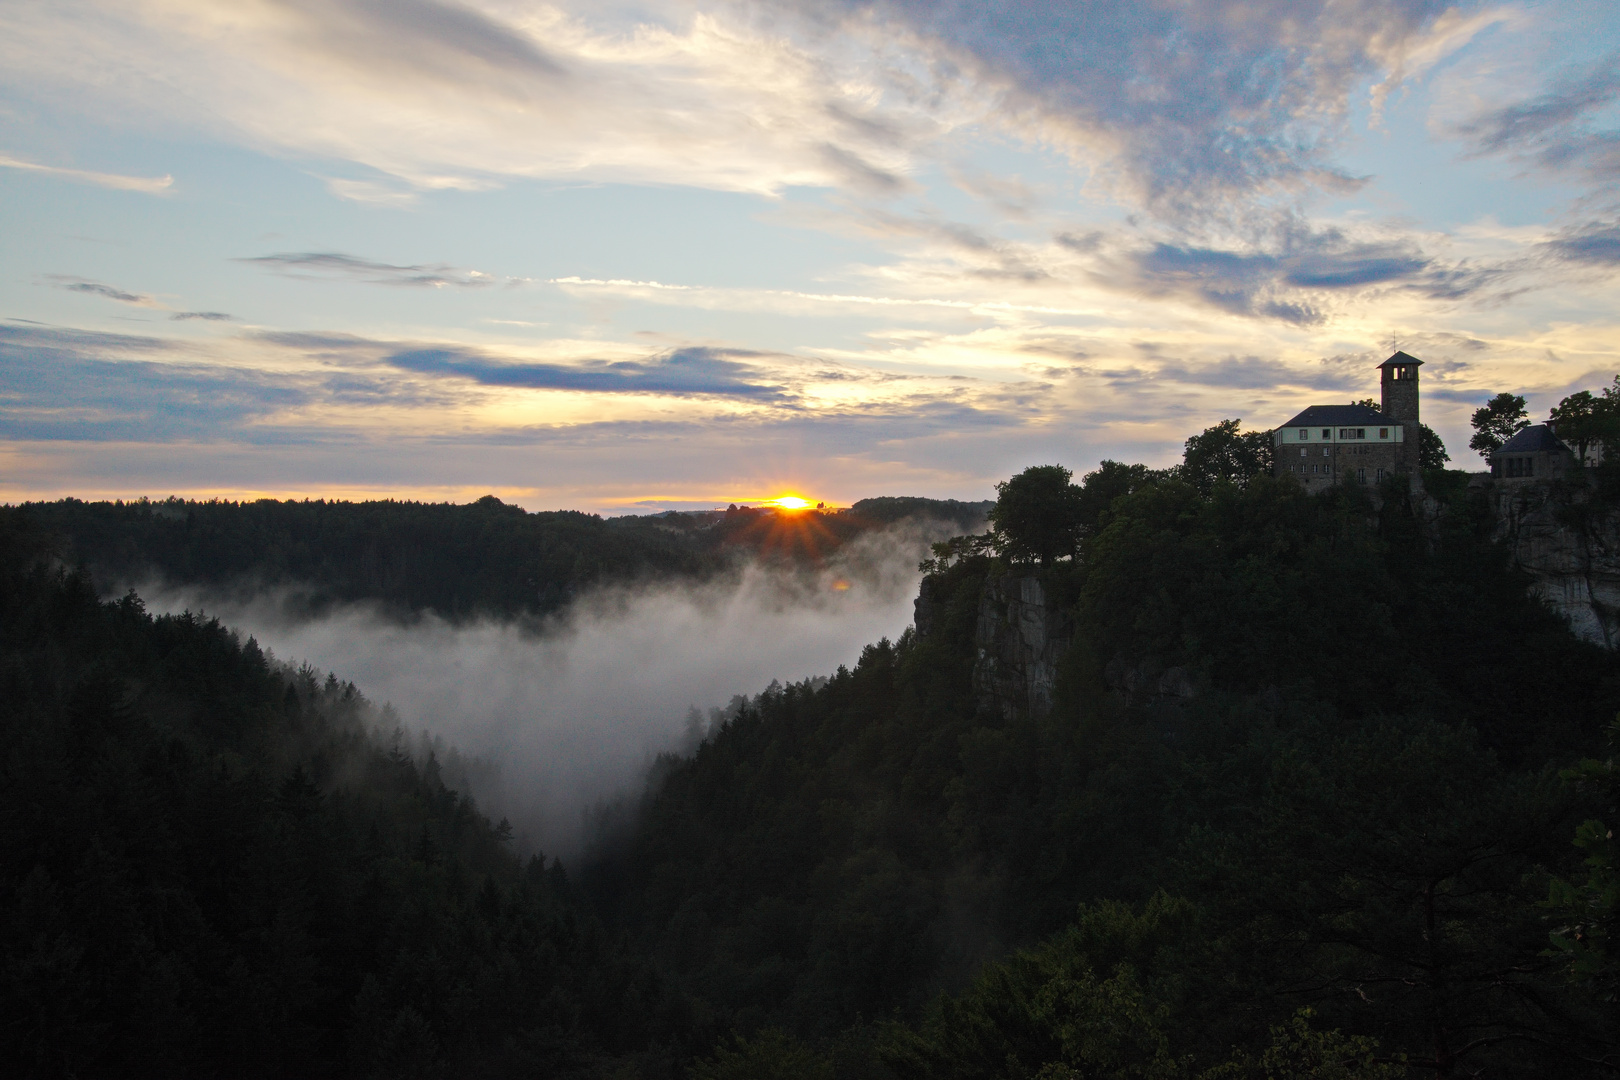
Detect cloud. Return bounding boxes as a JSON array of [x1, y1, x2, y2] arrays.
[[388, 345, 789, 399], [0, 152, 173, 193], [1151, 355, 1348, 392], [1542, 221, 1620, 267], [1456, 52, 1620, 194], [790, 0, 1458, 220], [1091, 218, 1542, 323], [241, 251, 497, 287], [47, 275, 159, 306], [170, 311, 235, 321], [0, 324, 306, 441], [0, 0, 1472, 225], [0, 1, 937, 201]]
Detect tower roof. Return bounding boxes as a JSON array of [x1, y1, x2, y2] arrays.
[[1378, 351, 1423, 368]]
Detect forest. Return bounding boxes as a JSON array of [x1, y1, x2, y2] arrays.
[[23, 495, 990, 622], [3, 433, 1619, 1077]]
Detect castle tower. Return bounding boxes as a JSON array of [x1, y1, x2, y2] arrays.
[[1379, 351, 1422, 469]]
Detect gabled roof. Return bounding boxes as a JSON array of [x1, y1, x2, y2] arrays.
[[1378, 351, 1424, 368], [1494, 423, 1568, 455], [1277, 403, 1390, 429]]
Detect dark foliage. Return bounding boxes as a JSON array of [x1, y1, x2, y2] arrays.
[[24, 495, 987, 622], [1470, 392, 1531, 459], [0, 508, 688, 1079], [613, 470, 1620, 1075], [988, 466, 1085, 566]]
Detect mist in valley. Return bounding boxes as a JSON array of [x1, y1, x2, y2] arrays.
[[137, 520, 955, 858]]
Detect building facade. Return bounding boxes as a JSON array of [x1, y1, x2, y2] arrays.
[[1271, 351, 1422, 490]]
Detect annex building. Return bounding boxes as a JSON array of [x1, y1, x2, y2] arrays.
[[1272, 351, 1421, 490]]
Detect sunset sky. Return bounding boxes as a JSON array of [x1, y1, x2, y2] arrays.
[[3, 0, 1618, 513]]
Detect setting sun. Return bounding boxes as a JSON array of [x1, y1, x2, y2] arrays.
[[770, 496, 813, 510]]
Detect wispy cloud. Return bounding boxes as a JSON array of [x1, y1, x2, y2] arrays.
[[1543, 221, 1620, 267], [388, 345, 788, 399], [1455, 51, 1620, 197], [46, 275, 161, 307], [0, 153, 173, 193], [241, 251, 498, 287], [171, 311, 235, 321], [548, 277, 1099, 317]]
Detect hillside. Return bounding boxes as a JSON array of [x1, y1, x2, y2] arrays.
[[22, 495, 990, 621], [0, 510, 689, 1078], [602, 462, 1620, 1076], [6, 458, 1620, 1077]]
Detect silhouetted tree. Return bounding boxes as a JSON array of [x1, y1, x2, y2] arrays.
[[1180, 419, 1272, 491], [1420, 424, 1450, 468], [988, 465, 1084, 565], [1470, 392, 1531, 459]]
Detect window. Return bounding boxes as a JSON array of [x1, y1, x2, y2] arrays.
[[1379, 428, 1389, 439], [1525, 457, 1534, 476], [1376, 468, 1385, 481], [1299, 448, 1306, 458], [1322, 447, 1329, 457], [1322, 429, 1331, 439], [1299, 428, 1309, 439], [1357, 467, 1367, 482]]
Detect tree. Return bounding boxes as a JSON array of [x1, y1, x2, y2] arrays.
[[1550, 386, 1620, 465], [1074, 460, 1158, 537], [1469, 393, 1530, 459], [1180, 419, 1272, 492], [1419, 424, 1450, 468], [1545, 719, 1619, 1005], [988, 465, 1085, 566]]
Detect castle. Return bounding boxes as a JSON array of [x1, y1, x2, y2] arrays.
[[1271, 351, 1422, 489]]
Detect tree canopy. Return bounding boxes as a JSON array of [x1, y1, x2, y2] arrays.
[[988, 465, 1085, 565], [1470, 392, 1531, 459]]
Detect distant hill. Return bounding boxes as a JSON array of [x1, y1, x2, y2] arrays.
[[18, 494, 989, 621]]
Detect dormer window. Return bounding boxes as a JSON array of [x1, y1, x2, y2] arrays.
[[1298, 428, 1309, 440], [1322, 429, 1331, 439], [1379, 428, 1388, 439]]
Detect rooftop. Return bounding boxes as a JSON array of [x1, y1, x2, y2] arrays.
[[1277, 403, 1390, 428], [1495, 424, 1569, 455]]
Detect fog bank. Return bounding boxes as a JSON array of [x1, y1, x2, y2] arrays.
[[139, 523, 948, 858]]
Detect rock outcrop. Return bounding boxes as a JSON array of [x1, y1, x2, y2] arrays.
[[1485, 478, 1620, 648], [971, 573, 1073, 720]]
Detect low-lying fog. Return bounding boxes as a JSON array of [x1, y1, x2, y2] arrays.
[[139, 522, 952, 859]]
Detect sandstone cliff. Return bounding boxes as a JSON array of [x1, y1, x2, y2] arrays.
[[969, 573, 1073, 721], [1485, 478, 1620, 648]]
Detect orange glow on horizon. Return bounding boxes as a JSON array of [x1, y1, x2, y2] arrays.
[[769, 495, 813, 510]]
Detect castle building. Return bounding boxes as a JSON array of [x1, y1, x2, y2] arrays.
[[1271, 351, 1422, 490], [1490, 424, 1573, 480]]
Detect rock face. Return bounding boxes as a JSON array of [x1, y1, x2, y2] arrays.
[[937, 476, 1620, 724], [1487, 478, 1620, 648], [972, 573, 1074, 720]]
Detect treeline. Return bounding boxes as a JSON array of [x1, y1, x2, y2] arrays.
[[0, 510, 693, 1078], [607, 440, 1620, 1076], [22, 495, 988, 621]]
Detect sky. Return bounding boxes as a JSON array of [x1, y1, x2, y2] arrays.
[[3, 0, 1619, 513]]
